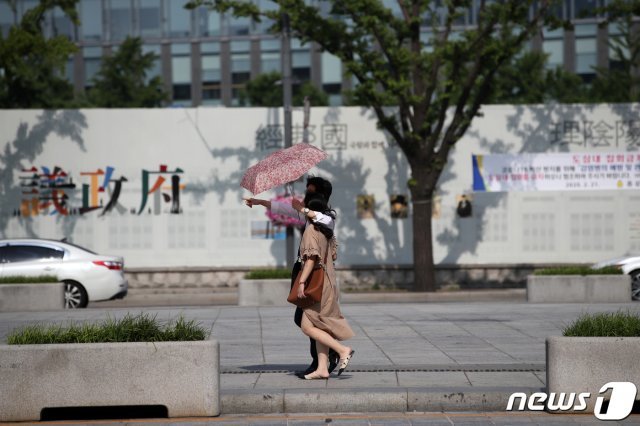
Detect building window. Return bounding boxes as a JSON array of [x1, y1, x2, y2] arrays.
[[322, 51, 342, 106], [574, 23, 597, 77], [261, 52, 280, 74], [260, 38, 280, 74], [222, 12, 251, 36], [64, 56, 74, 81], [197, 7, 220, 37], [109, 0, 132, 42], [230, 40, 251, 106], [291, 38, 311, 83], [19, 0, 39, 21], [138, 0, 161, 38], [171, 43, 191, 106], [572, 0, 599, 19], [142, 44, 162, 83], [80, 0, 102, 41], [542, 28, 564, 70], [252, 0, 277, 34], [166, 0, 191, 38], [549, 1, 565, 20], [84, 46, 103, 89], [52, 6, 75, 40], [202, 42, 221, 105], [382, 0, 403, 18], [608, 22, 628, 71], [0, 2, 14, 38]]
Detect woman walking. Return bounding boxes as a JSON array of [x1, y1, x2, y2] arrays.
[[295, 193, 355, 380]]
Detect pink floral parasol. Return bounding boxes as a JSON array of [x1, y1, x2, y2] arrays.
[[241, 143, 328, 195]]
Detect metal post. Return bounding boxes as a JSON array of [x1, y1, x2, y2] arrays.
[[282, 12, 294, 269]]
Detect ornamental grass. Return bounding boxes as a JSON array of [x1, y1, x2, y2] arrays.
[[0, 275, 59, 284], [534, 266, 622, 276], [7, 313, 209, 344], [563, 311, 640, 337], [245, 269, 291, 279]]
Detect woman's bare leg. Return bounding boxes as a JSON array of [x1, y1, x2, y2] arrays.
[[301, 315, 352, 361], [314, 341, 330, 377]]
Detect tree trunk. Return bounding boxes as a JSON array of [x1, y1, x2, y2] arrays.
[[410, 181, 436, 292]]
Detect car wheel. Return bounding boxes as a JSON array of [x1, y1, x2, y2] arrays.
[[631, 270, 640, 302], [64, 280, 88, 309]]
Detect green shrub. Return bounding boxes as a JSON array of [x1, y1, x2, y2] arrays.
[[563, 311, 640, 337], [534, 266, 622, 276], [245, 269, 291, 280], [6, 313, 209, 344], [0, 275, 59, 284]]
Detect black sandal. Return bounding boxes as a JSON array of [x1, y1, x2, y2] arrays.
[[337, 350, 355, 376]]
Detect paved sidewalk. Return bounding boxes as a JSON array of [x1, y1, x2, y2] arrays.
[[1, 298, 639, 419], [94, 288, 527, 308]]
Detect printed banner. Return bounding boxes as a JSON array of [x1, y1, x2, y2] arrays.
[[473, 152, 640, 192]]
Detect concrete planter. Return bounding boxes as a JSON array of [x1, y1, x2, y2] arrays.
[[0, 282, 64, 312], [546, 336, 640, 413], [238, 279, 290, 306], [0, 338, 220, 421], [527, 275, 630, 303]]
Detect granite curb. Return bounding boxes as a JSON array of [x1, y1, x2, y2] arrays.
[[220, 386, 542, 414]]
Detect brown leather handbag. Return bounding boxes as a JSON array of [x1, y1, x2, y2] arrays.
[[287, 244, 329, 309]]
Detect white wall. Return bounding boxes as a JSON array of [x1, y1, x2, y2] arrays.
[[0, 104, 638, 268]]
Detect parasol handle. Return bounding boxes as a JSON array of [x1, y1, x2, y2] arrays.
[[285, 182, 295, 197]]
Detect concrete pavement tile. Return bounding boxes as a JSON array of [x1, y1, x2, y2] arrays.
[[363, 325, 422, 337], [533, 372, 546, 385], [369, 417, 411, 426], [255, 372, 327, 389], [326, 372, 398, 388], [406, 419, 452, 426], [221, 373, 260, 389], [384, 356, 453, 365], [397, 372, 470, 387], [447, 358, 517, 366], [448, 356, 518, 364], [530, 413, 589, 423], [466, 372, 545, 387], [438, 415, 492, 423], [486, 413, 542, 424], [313, 420, 371, 425], [448, 422, 494, 426]]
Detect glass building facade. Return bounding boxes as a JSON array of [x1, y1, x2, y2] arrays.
[[0, 0, 630, 107]]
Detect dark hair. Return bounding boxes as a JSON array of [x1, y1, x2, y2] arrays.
[[306, 176, 332, 201], [303, 192, 335, 239], [304, 192, 326, 211]]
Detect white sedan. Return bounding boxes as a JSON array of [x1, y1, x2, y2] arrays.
[[593, 255, 640, 301], [0, 239, 128, 308]]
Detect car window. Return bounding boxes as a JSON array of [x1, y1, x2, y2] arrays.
[[0, 245, 65, 263]]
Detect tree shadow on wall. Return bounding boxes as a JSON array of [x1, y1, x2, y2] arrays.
[[0, 110, 87, 238], [181, 106, 409, 268], [438, 102, 635, 266]]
